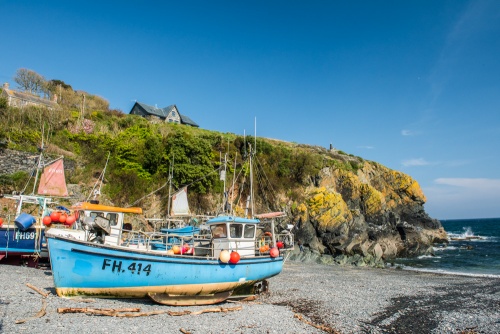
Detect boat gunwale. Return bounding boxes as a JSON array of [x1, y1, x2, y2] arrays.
[[47, 235, 284, 265]]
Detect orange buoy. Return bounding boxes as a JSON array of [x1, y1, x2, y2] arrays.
[[270, 247, 279, 258], [219, 250, 230, 263], [229, 251, 240, 264], [172, 245, 181, 254], [59, 213, 67, 224], [42, 216, 52, 226]]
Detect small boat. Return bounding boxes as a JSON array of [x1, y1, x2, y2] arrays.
[[0, 151, 71, 266], [46, 207, 292, 305], [0, 195, 53, 266]]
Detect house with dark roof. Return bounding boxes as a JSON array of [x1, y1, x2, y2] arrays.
[[129, 102, 199, 127], [1, 82, 60, 110]]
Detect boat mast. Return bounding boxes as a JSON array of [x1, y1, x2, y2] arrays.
[[221, 152, 227, 213], [31, 127, 46, 195], [87, 152, 110, 202], [250, 118, 257, 218], [249, 144, 254, 218], [167, 154, 175, 217], [230, 152, 237, 215]]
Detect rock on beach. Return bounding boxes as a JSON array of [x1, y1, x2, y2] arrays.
[[0, 262, 499, 334]]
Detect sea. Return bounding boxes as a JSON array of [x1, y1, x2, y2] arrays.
[[391, 217, 500, 278]]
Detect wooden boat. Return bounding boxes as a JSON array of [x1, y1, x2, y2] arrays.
[[46, 208, 292, 305]]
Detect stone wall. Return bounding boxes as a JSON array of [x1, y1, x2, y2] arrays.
[[0, 149, 40, 175], [0, 149, 75, 175]]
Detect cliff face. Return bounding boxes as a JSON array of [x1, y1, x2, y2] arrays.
[[288, 160, 448, 266]]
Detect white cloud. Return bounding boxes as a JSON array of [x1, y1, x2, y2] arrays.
[[401, 129, 415, 136], [434, 178, 500, 191], [402, 158, 430, 167], [357, 145, 374, 149]]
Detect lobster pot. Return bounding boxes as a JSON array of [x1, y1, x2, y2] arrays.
[[14, 213, 36, 231]]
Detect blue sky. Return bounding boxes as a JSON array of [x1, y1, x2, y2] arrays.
[[1, 1, 499, 219]]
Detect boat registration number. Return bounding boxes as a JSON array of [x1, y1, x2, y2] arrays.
[[102, 259, 152, 276], [15, 231, 36, 240]]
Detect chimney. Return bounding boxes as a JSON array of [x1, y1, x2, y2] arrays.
[[2, 82, 9, 90]]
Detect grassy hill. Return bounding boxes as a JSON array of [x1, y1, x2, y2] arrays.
[[0, 91, 447, 264]]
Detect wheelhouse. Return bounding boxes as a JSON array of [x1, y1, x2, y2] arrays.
[[207, 216, 262, 258]]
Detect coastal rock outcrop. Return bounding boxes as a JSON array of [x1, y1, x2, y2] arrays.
[[288, 160, 447, 266]]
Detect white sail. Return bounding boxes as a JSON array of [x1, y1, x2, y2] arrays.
[[170, 187, 190, 216]]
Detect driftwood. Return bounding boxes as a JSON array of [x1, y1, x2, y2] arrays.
[[26, 283, 50, 297], [179, 329, 191, 334], [294, 313, 340, 334], [57, 307, 141, 314], [15, 299, 47, 324], [189, 306, 242, 315], [57, 305, 243, 318]]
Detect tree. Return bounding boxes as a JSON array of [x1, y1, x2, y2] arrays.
[[14, 68, 45, 94]]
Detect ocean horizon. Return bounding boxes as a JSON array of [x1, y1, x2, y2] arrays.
[[390, 217, 500, 278]]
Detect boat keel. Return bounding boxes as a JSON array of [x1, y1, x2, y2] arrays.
[[147, 290, 233, 306]]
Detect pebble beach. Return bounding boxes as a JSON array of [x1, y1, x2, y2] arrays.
[[1, 261, 499, 334]]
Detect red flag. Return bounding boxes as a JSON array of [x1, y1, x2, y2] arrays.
[[37, 159, 68, 197]]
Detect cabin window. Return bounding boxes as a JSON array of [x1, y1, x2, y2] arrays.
[[229, 224, 243, 238], [106, 213, 118, 226], [211, 224, 227, 238], [244, 225, 255, 238], [90, 212, 103, 219]]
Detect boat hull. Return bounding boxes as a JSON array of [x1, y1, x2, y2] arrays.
[[0, 226, 47, 266], [47, 236, 283, 304]]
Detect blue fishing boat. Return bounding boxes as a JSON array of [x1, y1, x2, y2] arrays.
[[0, 140, 71, 266], [46, 136, 294, 305], [46, 211, 292, 305], [0, 195, 53, 266]]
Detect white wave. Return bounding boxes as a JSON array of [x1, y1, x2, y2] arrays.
[[418, 255, 441, 259], [387, 264, 500, 278], [433, 246, 457, 251]]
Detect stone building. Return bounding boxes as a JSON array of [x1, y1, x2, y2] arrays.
[[129, 102, 199, 127], [1, 82, 59, 110]]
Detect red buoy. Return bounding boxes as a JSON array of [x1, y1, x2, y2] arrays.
[[42, 216, 52, 226], [59, 213, 67, 224], [50, 211, 60, 222], [276, 241, 284, 249], [229, 251, 240, 264], [270, 247, 279, 258], [0, 217, 3, 227], [65, 215, 76, 226]]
